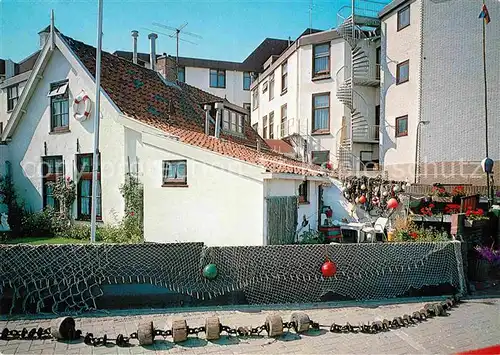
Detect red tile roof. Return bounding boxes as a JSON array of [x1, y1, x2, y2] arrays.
[[265, 139, 295, 155], [62, 34, 326, 177]]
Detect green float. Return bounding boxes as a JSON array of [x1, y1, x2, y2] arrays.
[[203, 264, 218, 280]]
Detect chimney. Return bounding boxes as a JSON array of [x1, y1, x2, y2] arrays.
[[5, 59, 16, 79], [214, 102, 224, 138], [131, 30, 139, 64], [204, 104, 211, 135], [148, 33, 158, 71]]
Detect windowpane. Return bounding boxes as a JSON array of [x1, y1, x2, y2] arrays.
[[243, 72, 251, 90], [178, 67, 185, 82], [269, 112, 274, 139], [230, 112, 237, 131], [398, 6, 410, 30], [163, 160, 187, 185], [210, 70, 218, 87], [269, 74, 275, 100], [222, 110, 230, 130], [218, 71, 225, 87], [311, 151, 329, 165], [263, 115, 268, 139], [397, 61, 409, 84], [314, 44, 329, 56], [177, 162, 186, 178], [396, 116, 408, 137], [314, 95, 329, 108]]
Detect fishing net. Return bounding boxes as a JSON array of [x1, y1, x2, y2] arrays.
[[0, 241, 465, 314]]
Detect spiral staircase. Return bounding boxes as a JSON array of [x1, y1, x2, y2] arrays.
[[335, 2, 383, 175]]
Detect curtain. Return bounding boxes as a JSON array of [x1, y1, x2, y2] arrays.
[[80, 180, 91, 216], [314, 95, 329, 130]]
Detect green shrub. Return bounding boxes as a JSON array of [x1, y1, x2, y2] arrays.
[[56, 223, 91, 240], [299, 230, 325, 244]]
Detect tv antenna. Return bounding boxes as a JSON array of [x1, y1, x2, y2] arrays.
[[152, 22, 203, 80]]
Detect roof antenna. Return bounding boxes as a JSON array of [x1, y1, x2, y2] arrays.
[[309, 0, 313, 34], [50, 9, 55, 50]]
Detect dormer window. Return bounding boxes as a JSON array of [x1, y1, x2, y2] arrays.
[[221, 109, 245, 134]]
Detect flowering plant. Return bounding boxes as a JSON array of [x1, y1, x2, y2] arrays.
[[431, 184, 449, 197], [465, 207, 489, 221], [444, 203, 461, 214], [451, 185, 466, 197], [474, 245, 500, 264], [420, 203, 435, 216]]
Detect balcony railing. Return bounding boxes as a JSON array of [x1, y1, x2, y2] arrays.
[[353, 125, 380, 142]]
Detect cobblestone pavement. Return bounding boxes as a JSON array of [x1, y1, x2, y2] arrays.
[[1, 298, 499, 355]]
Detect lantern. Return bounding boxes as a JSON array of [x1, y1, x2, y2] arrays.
[[321, 261, 337, 278], [387, 198, 399, 209], [361, 184, 366, 190], [481, 158, 494, 174], [203, 264, 218, 280], [358, 195, 367, 204], [382, 191, 388, 197]]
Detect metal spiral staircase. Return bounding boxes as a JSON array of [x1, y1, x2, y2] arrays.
[[334, 1, 384, 175]]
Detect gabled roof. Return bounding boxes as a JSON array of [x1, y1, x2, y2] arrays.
[[60, 34, 326, 176]]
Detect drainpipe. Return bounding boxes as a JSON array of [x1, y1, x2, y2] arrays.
[[131, 30, 139, 64], [415, 0, 425, 184], [214, 102, 224, 138], [204, 104, 211, 135]]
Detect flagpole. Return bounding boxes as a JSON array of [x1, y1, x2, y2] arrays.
[[90, 0, 104, 243], [481, 0, 491, 206]]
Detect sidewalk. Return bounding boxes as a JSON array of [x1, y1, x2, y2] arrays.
[[1, 297, 499, 354]]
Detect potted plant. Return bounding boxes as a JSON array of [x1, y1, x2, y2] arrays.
[[464, 207, 489, 227], [451, 185, 466, 204], [470, 245, 500, 282], [431, 184, 452, 203]]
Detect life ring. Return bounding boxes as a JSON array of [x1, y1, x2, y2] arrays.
[[73, 91, 92, 121]]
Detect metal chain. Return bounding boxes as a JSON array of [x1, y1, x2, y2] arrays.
[[1, 327, 52, 341], [329, 296, 459, 335]]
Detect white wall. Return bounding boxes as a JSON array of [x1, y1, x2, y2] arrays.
[[140, 135, 265, 246], [380, 0, 422, 180], [265, 178, 321, 235], [184, 67, 251, 107], [5, 49, 126, 222], [0, 74, 30, 133]]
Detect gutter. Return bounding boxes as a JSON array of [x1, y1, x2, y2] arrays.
[[415, 0, 425, 183]]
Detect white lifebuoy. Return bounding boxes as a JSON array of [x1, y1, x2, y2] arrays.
[[73, 91, 92, 121]]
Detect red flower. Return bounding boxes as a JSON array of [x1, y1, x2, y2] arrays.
[[466, 210, 471, 217], [429, 203, 435, 209], [476, 208, 484, 215], [410, 232, 418, 239], [129, 211, 135, 217]]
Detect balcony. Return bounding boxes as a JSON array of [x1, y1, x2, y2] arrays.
[[352, 125, 380, 143]]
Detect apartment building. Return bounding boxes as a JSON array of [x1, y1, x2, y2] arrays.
[[114, 32, 290, 108], [380, 0, 500, 185], [250, 24, 381, 173]]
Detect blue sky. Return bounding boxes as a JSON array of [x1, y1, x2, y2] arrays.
[[0, 0, 367, 63]]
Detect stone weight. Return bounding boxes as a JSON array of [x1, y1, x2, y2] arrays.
[[205, 317, 221, 341], [290, 312, 310, 333], [137, 320, 154, 346], [172, 319, 188, 343], [50, 317, 76, 340], [265, 314, 283, 337]]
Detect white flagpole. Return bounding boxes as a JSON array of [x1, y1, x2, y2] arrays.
[[90, 0, 104, 243]]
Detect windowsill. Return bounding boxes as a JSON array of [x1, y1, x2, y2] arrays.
[[209, 86, 226, 89], [243, 88, 250, 91], [50, 128, 71, 134], [311, 130, 331, 136], [396, 133, 408, 138], [280, 89, 288, 96], [162, 183, 189, 188], [312, 74, 331, 82], [397, 24, 410, 32]]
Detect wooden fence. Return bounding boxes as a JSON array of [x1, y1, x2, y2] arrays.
[[406, 184, 499, 197]]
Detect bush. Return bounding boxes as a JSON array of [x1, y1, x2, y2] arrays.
[[56, 223, 91, 240], [392, 216, 450, 242], [19, 208, 67, 238], [299, 230, 325, 244]]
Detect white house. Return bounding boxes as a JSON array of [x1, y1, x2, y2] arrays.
[[379, 0, 500, 185], [114, 32, 290, 109], [250, 25, 381, 175], [1, 25, 331, 246]]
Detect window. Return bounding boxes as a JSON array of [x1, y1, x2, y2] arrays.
[[397, 5, 410, 31], [281, 62, 288, 93], [243, 72, 252, 90], [376, 47, 381, 80], [311, 151, 329, 165], [396, 60, 409, 84], [0, 122, 3, 136], [263, 115, 268, 138], [252, 122, 258, 131], [269, 72, 275, 101], [243, 103, 251, 111], [7, 84, 19, 112], [269, 111, 274, 139], [42, 156, 64, 210], [375, 105, 380, 140], [312, 93, 330, 133], [48, 80, 69, 132], [177, 67, 185, 82], [313, 43, 330, 77], [76, 154, 101, 220], [280, 104, 287, 137], [262, 81, 268, 94], [222, 109, 244, 134], [395, 115, 408, 137], [298, 180, 308, 204], [209, 69, 226, 88], [162, 160, 187, 186], [252, 89, 259, 110]]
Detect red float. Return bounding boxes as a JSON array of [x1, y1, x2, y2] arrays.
[[387, 198, 399, 209], [321, 261, 337, 278], [358, 195, 366, 204]]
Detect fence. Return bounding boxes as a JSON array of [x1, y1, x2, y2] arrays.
[[406, 184, 498, 197], [0, 241, 466, 315]]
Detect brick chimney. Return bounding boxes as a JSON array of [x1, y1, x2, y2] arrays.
[[157, 54, 178, 81]]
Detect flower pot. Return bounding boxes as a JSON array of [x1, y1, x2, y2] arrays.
[[432, 196, 452, 203], [469, 258, 491, 282], [464, 219, 489, 228]]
